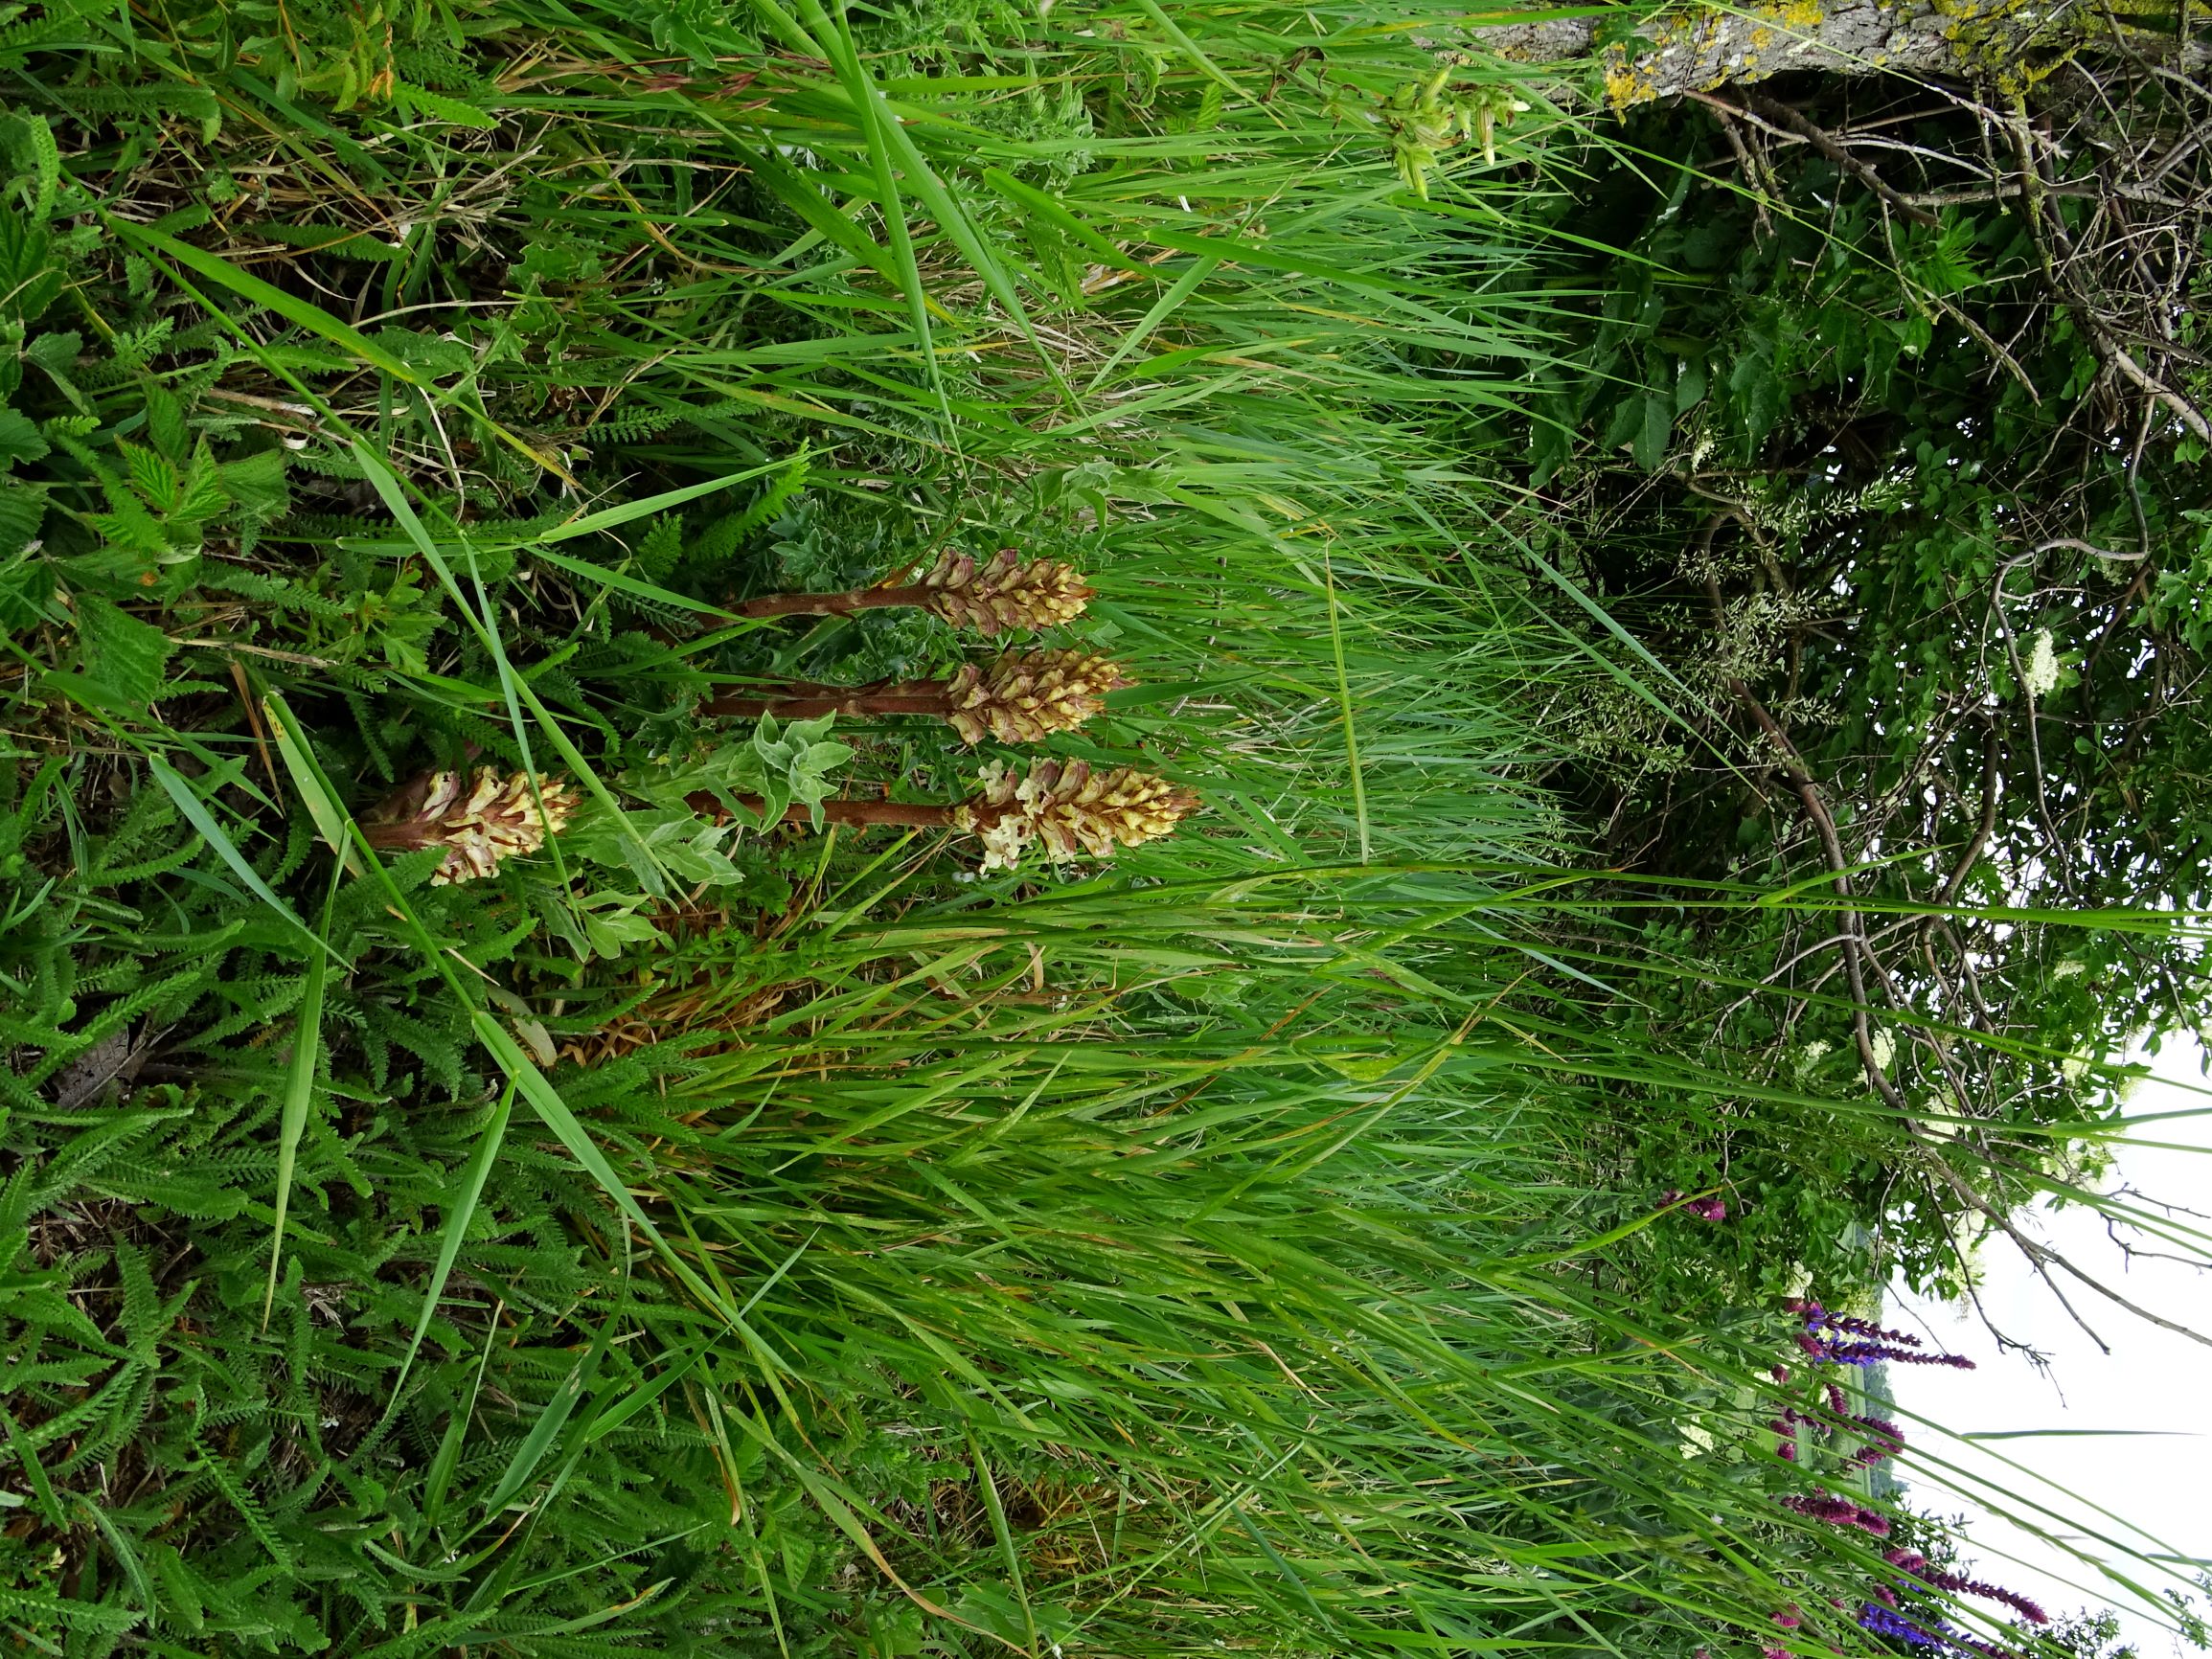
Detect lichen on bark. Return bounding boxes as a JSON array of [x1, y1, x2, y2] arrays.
[[1460, 0, 2203, 108]]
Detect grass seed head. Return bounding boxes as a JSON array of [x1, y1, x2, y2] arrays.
[[922, 548, 1092, 635], [366, 766, 578, 884]]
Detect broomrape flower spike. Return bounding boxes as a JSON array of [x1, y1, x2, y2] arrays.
[[704, 649, 1130, 746], [923, 548, 1092, 635], [733, 549, 1093, 636], [963, 759, 1201, 872], [689, 760, 1201, 870], [364, 766, 578, 884], [945, 651, 1129, 744]]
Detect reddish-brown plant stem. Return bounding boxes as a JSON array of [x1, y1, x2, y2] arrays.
[[731, 585, 928, 620], [683, 791, 965, 830], [700, 681, 953, 721]]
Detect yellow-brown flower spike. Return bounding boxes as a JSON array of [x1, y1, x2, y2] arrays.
[[959, 759, 1200, 872], [945, 650, 1130, 746], [921, 548, 1092, 636], [364, 766, 578, 884]]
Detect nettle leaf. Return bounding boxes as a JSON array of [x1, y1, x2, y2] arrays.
[[175, 441, 228, 523], [72, 593, 174, 710], [0, 479, 44, 557], [0, 406, 47, 467], [1631, 394, 1671, 472], [1675, 359, 1707, 416], [0, 546, 51, 630], [123, 441, 179, 510], [218, 449, 288, 551], [1727, 352, 1783, 454], [143, 385, 188, 459], [23, 328, 79, 377]]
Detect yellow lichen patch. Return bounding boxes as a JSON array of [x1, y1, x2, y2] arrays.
[[1600, 0, 1829, 109], [1604, 56, 1658, 108]]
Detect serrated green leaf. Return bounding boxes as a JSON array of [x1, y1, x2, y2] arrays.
[[0, 406, 46, 467], [395, 80, 496, 127], [24, 329, 79, 374], [122, 441, 179, 510], [175, 440, 228, 521], [1631, 394, 1670, 471], [73, 593, 173, 709]]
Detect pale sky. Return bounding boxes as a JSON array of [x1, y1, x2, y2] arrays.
[[1888, 1037, 2212, 1657]]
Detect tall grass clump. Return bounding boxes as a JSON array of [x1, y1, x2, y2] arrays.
[[1, 0, 2204, 1654]]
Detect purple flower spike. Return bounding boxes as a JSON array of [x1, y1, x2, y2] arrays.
[[1799, 1332, 1974, 1369], [1781, 1491, 1891, 1535], [1926, 1570, 2049, 1626], [1860, 1603, 1952, 1650]]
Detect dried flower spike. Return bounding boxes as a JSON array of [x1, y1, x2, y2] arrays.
[[922, 548, 1092, 635], [961, 759, 1200, 872], [364, 766, 577, 884]]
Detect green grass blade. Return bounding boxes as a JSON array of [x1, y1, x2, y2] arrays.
[[469, 1013, 747, 1329], [110, 219, 571, 481], [535, 459, 802, 544], [386, 1079, 516, 1408], [147, 757, 340, 965], [262, 863, 339, 1329], [352, 438, 664, 895], [260, 694, 360, 873]]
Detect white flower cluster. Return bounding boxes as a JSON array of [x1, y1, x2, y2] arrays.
[[2022, 627, 2061, 699]]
